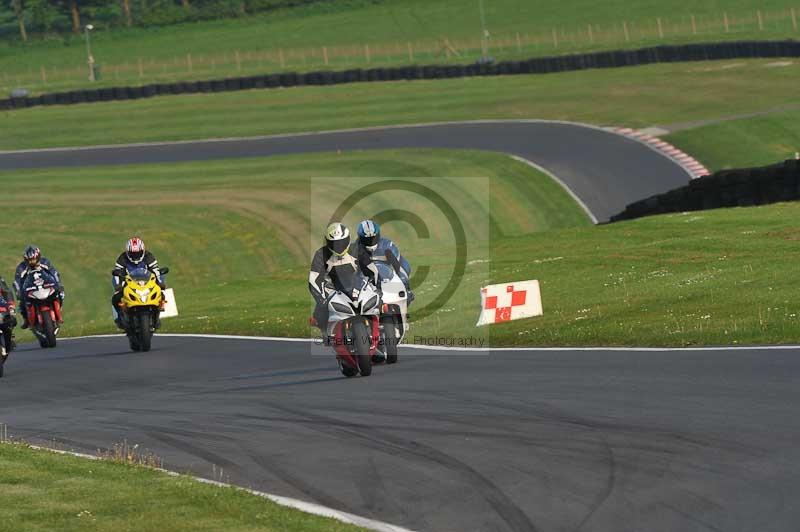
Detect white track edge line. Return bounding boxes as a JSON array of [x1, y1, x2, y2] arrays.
[[7, 442, 413, 532], [57, 333, 800, 352], [508, 154, 599, 224]]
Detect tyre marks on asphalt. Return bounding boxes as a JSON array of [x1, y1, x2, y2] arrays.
[[248, 404, 541, 532]]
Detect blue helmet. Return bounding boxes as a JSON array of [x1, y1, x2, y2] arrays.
[[357, 220, 380, 247]]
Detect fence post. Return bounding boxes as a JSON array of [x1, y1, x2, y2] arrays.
[[279, 49, 285, 68], [323, 46, 329, 66], [407, 42, 414, 62], [691, 14, 697, 34], [723, 12, 729, 32], [40, 66, 47, 85], [588, 24, 594, 44], [757, 10, 763, 31], [793, 8, 798, 31], [138, 57, 143, 78], [235, 50, 241, 72], [623, 21, 630, 42], [515, 32, 522, 52], [187, 53, 192, 73], [552, 28, 558, 48], [657, 17, 664, 38], [365, 44, 371, 63]]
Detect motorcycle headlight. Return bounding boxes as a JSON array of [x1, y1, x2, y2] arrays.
[[331, 302, 354, 314], [363, 295, 379, 311], [136, 288, 151, 302]]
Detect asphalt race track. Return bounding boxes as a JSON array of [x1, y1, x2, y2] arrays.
[[0, 121, 692, 222], [1, 337, 800, 532], [3, 122, 794, 531]]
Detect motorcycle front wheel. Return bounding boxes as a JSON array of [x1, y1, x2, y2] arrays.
[[137, 312, 153, 352], [0, 335, 7, 378], [352, 319, 372, 377], [41, 312, 57, 348]]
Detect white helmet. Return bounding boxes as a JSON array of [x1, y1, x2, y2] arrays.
[[325, 223, 350, 256]]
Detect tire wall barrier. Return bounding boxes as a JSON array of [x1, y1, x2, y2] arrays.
[[610, 158, 800, 222], [1, 40, 799, 111]]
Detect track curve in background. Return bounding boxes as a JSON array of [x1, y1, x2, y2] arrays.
[[0, 121, 692, 222], [2, 336, 800, 532]]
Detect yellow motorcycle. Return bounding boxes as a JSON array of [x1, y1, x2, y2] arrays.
[[113, 266, 169, 352]]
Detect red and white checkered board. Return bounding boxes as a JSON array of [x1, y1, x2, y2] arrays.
[[477, 280, 542, 326]]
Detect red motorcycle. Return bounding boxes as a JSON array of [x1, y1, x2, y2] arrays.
[[0, 300, 15, 378], [22, 269, 63, 349]]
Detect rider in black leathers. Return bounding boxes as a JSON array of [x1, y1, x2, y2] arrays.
[[308, 222, 379, 333]]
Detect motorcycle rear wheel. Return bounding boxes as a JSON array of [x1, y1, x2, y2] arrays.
[[352, 319, 372, 377], [381, 316, 399, 364]]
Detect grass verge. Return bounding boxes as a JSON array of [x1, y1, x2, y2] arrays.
[[666, 108, 800, 171], [0, 442, 363, 532], [2, 59, 799, 151], [490, 202, 800, 347]]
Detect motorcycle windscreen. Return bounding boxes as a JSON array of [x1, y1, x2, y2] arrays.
[[128, 267, 152, 283], [330, 269, 366, 299], [22, 269, 57, 291], [376, 262, 394, 282]]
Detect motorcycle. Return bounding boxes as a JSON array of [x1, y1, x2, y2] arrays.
[[0, 298, 16, 378], [376, 249, 410, 365], [22, 268, 62, 349], [113, 266, 169, 353], [325, 272, 381, 377]]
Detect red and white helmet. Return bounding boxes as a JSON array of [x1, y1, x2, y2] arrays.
[[125, 237, 146, 264]]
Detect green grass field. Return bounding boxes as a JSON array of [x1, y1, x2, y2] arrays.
[[0, 442, 363, 532], [3, 59, 799, 157], [2, 146, 799, 347], [0, 149, 589, 343], [666, 108, 800, 170], [3, 0, 798, 94]]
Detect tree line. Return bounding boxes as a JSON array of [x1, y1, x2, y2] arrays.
[[1, 0, 377, 41]]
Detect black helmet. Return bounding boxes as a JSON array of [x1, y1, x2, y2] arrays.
[[325, 222, 350, 257]]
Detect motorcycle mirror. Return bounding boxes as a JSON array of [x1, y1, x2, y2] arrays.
[[160, 267, 170, 275]]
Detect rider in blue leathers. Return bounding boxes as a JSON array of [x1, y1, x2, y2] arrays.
[[351, 220, 414, 304], [14, 246, 64, 329]]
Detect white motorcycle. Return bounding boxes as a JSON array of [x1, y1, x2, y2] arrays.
[[376, 250, 410, 364], [326, 272, 381, 377]]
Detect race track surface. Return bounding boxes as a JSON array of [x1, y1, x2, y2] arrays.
[[0, 121, 691, 222], [2, 337, 800, 532]]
